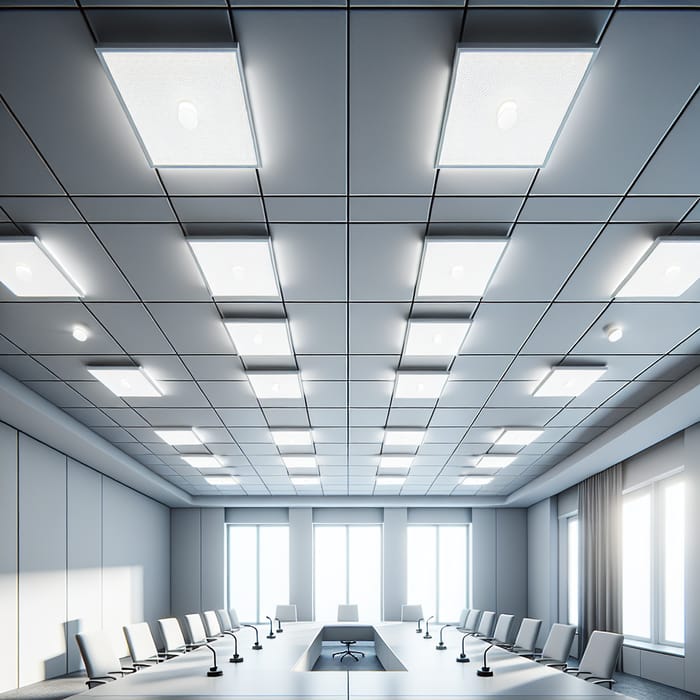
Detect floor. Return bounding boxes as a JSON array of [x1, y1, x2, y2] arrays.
[[312, 642, 383, 671]]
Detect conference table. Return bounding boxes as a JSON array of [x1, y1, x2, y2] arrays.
[[84, 622, 632, 700]]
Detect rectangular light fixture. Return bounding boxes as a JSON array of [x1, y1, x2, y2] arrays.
[[0, 237, 83, 297], [291, 476, 320, 486], [97, 46, 259, 167], [271, 430, 313, 447], [376, 476, 406, 486], [436, 47, 596, 167], [282, 455, 317, 471], [404, 319, 471, 357], [533, 366, 606, 397], [182, 455, 223, 469], [475, 454, 516, 469], [248, 372, 303, 400], [417, 237, 507, 299], [384, 430, 425, 447], [494, 428, 543, 446], [394, 372, 448, 399], [615, 238, 700, 298], [205, 475, 239, 486], [154, 428, 202, 446], [379, 455, 414, 469], [188, 238, 279, 298], [87, 367, 162, 397], [224, 319, 292, 356], [461, 475, 494, 486]]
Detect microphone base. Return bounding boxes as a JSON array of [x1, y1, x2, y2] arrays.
[[477, 667, 493, 677], [229, 655, 244, 664], [456, 655, 470, 663], [435, 643, 447, 650], [277, 629, 284, 634], [207, 668, 223, 677], [415, 629, 422, 634], [266, 634, 276, 639], [423, 634, 432, 639], [252, 643, 263, 650]]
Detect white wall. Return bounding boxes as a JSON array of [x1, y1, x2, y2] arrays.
[[0, 422, 171, 692], [527, 499, 557, 648]]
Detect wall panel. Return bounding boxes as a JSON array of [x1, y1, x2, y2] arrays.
[[171, 508, 202, 617]]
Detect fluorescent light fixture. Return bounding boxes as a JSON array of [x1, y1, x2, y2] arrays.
[[182, 455, 223, 469], [72, 324, 89, 342], [271, 430, 313, 447], [394, 372, 448, 399], [436, 47, 596, 167], [379, 455, 414, 469], [248, 372, 303, 399], [87, 367, 162, 397], [0, 237, 83, 297], [154, 428, 202, 446], [188, 238, 279, 298], [417, 237, 507, 298], [533, 366, 606, 397], [461, 475, 494, 486], [205, 475, 239, 486], [376, 476, 406, 486], [224, 319, 292, 356], [291, 476, 320, 486], [615, 238, 700, 298], [282, 455, 317, 471], [475, 454, 516, 469], [404, 320, 471, 356], [384, 430, 425, 447], [96, 46, 259, 167], [494, 428, 543, 446]]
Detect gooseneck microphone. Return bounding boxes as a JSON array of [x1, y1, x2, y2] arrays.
[[423, 616, 434, 639], [456, 633, 471, 663], [416, 617, 424, 634], [265, 616, 276, 639], [276, 618, 284, 633], [228, 633, 243, 663], [436, 624, 451, 650], [242, 623, 263, 650], [476, 643, 495, 677], [204, 644, 223, 677]]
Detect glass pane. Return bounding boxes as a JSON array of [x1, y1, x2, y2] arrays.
[[622, 491, 652, 639], [438, 526, 467, 623], [259, 526, 289, 625], [407, 526, 437, 619], [314, 526, 346, 621], [349, 526, 382, 621], [228, 526, 257, 623], [664, 481, 684, 645], [568, 518, 579, 627]]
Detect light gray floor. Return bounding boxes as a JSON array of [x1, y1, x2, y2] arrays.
[[312, 642, 383, 671]]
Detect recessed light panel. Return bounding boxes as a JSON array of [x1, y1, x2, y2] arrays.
[[384, 430, 425, 447], [205, 475, 239, 486], [376, 476, 406, 486], [87, 367, 162, 397], [182, 455, 223, 469], [475, 454, 516, 469], [248, 372, 302, 399], [154, 429, 202, 446], [461, 475, 494, 486], [404, 320, 471, 357], [97, 47, 259, 167], [224, 320, 292, 356], [615, 238, 700, 298], [379, 456, 414, 469], [494, 428, 543, 446], [291, 476, 320, 486], [437, 47, 595, 167], [417, 238, 507, 298], [394, 372, 448, 399], [533, 366, 606, 397], [282, 455, 317, 471], [0, 237, 83, 297], [272, 430, 313, 447], [188, 238, 279, 298]]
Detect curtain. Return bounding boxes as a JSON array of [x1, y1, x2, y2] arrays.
[[578, 463, 623, 652]]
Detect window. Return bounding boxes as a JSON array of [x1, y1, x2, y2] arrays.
[[227, 525, 289, 624], [622, 474, 684, 647], [567, 517, 579, 628], [406, 525, 470, 623], [314, 525, 382, 621]]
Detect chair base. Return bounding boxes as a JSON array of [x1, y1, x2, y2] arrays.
[[333, 641, 366, 663]]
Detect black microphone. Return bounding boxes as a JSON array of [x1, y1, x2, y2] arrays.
[[204, 644, 223, 677], [436, 624, 451, 650], [416, 617, 424, 634], [228, 632, 243, 663], [276, 618, 284, 634], [476, 643, 495, 677], [456, 633, 471, 663], [265, 616, 276, 639], [423, 616, 434, 639], [242, 623, 262, 650]]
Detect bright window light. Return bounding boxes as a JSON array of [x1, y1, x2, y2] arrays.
[[404, 320, 471, 356], [87, 367, 162, 397], [0, 237, 83, 297], [437, 47, 595, 167], [188, 238, 279, 298], [205, 475, 239, 486], [291, 476, 320, 486], [394, 372, 448, 399], [494, 428, 543, 446], [461, 475, 493, 486], [282, 455, 317, 472], [533, 366, 606, 397], [417, 238, 507, 298], [271, 430, 313, 447], [248, 372, 302, 399], [97, 47, 259, 167], [615, 238, 700, 298], [384, 430, 425, 447], [475, 454, 515, 469], [154, 428, 202, 446], [182, 455, 223, 469], [376, 476, 406, 486], [224, 320, 292, 356], [379, 455, 414, 469]]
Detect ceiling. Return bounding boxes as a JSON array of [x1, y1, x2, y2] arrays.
[[0, 0, 698, 502]]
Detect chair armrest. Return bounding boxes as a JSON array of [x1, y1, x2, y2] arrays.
[[590, 678, 616, 686]]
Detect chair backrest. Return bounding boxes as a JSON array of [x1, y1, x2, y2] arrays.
[[477, 611, 496, 637], [275, 604, 298, 622], [400, 604, 424, 622], [123, 622, 158, 663], [464, 609, 481, 632], [542, 623, 577, 663], [579, 631, 624, 680], [513, 618, 541, 651], [492, 614, 514, 643], [228, 608, 241, 629], [184, 613, 208, 644], [457, 609, 469, 628], [337, 604, 359, 622], [203, 610, 222, 638], [217, 609, 234, 632], [76, 632, 120, 679], [158, 617, 187, 652]]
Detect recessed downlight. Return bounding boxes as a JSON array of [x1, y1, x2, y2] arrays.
[[72, 324, 89, 343], [604, 324, 623, 343]]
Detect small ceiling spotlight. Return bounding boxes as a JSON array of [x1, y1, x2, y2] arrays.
[[604, 324, 623, 343]]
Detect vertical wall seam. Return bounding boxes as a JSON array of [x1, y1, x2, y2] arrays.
[[200, 509, 203, 611], [64, 457, 68, 675], [15, 430, 20, 689]]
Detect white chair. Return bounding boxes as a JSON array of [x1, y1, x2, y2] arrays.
[[457, 609, 469, 629], [216, 609, 240, 633], [459, 608, 481, 633], [482, 613, 514, 644], [400, 604, 424, 622], [471, 610, 496, 638], [228, 608, 241, 629], [502, 617, 541, 654], [158, 617, 199, 653], [337, 604, 359, 622], [184, 613, 214, 645], [202, 610, 225, 639], [564, 631, 624, 689], [76, 631, 136, 688], [526, 623, 576, 666], [123, 622, 176, 666], [275, 604, 298, 624]]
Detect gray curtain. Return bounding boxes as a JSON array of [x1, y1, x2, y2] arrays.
[[578, 463, 623, 652]]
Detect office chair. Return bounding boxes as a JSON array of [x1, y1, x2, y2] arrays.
[[500, 617, 541, 654], [184, 613, 216, 645], [123, 622, 177, 666], [458, 609, 481, 633], [216, 609, 240, 633], [158, 617, 200, 654], [275, 604, 298, 622], [337, 604, 359, 622], [481, 613, 514, 645], [202, 610, 225, 639], [457, 609, 469, 629], [523, 623, 576, 667], [564, 631, 624, 689], [76, 631, 137, 688], [470, 610, 496, 638], [228, 607, 242, 629]]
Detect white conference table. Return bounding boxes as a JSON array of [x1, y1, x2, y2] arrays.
[[84, 622, 631, 700]]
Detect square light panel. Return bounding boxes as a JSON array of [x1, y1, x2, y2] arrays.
[[461, 475, 494, 486], [417, 238, 507, 298], [205, 475, 239, 486], [154, 428, 202, 446], [379, 456, 414, 469], [188, 238, 279, 298], [494, 428, 543, 446], [87, 367, 162, 397], [533, 366, 606, 397], [225, 320, 292, 356], [97, 47, 259, 167], [394, 372, 448, 399], [384, 430, 425, 447], [475, 454, 516, 469], [282, 455, 317, 471], [376, 476, 406, 486], [291, 476, 320, 486], [404, 320, 471, 356], [272, 430, 313, 447], [437, 47, 595, 167], [182, 455, 223, 469], [0, 237, 83, 297], [248, 372, 303, 399], [615, 238, 700, 298]]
